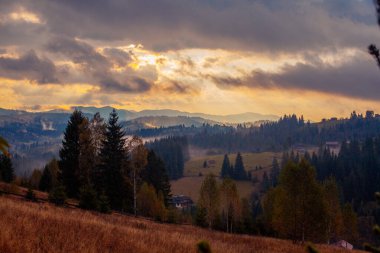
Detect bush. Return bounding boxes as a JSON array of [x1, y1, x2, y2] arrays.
[[79, 185, 99, 211], [194, 207, 207, 228], [305, 243, 319, 253], [48, 185, 67, 206], [98, 192, 111, 213], [25, 187, 37, 202], [197, 240, 212, 253]]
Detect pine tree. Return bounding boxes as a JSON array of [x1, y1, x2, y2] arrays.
[[220, 154, 231, 178], [364, 192, 380, 252], [49, 184, 67, 206], [79, 184, 99, 211], [98, 109, 129, 211], [233, 152, 247, 180], [59, 109, 85, 197], [142, 150, 171, 207], [261, 172, 271, 192], [39, 158, 59, 192], [0, 154, 14, 183], [25, 186, 37, 202], [270, 157, 280, 187]]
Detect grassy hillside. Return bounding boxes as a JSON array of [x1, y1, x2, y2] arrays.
[[0, 195, 363, 253], [171, 152, 281, 201]]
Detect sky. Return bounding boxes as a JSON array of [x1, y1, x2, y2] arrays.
[[0, 0, 380, 120]]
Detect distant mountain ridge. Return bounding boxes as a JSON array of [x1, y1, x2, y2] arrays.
[[65, 106, 280, 124]]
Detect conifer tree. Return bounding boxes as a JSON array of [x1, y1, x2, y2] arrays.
[[142, 150, 171, 206], [59, 109, 85, 197], [39, 158, 59, 192], [0, 154, 14, 183], [98, 109, 129, 211], [270, 157, 280, 187], [220, 154, 231, 178], [233, 152, 247, 180], [365, 193, 380, 253]]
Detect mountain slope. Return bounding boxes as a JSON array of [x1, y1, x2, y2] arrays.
[[0, 195, 359, 253]]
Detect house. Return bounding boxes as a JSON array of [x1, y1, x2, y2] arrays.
[[333, 240, 353, 250], [170, 195, 194, 210]]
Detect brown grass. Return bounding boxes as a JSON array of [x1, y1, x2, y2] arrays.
[[171, 176, 254, 202], [0, 195, 364, 253]]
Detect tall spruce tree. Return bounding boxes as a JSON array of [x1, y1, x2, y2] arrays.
[[0, 154, 14, 183], [220, 154, 231, 178], [142, 150, 171, 207], [98, 109, 129, 211], [233, 152, 247, 180], [59, 109, 85, 197], [270, 157, 280, 187], [39, 158, 59, 192]]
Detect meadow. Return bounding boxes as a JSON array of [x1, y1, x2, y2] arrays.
[[0, 195, 364, 253], [171, 152, 280, 201]]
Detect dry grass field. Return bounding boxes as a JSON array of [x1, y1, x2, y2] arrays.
[[171, 152, 281, 201], [171, 176, 255, 202], [0, 195, 365, 253], [184, 152, 280, 177]]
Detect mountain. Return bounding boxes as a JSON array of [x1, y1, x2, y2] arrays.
[[58, 106, 279, 123], [124, 116, 219, 131]]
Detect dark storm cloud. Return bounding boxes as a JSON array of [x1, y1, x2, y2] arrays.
[[0, 50, 59, 83], [1, 0, 379, 99], [213, 54, 380, 100], [45, 36, 152, 93], [17, 0, 380, 53]]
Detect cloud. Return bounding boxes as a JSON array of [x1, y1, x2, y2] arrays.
[[18, 0, 380, 53], [45, 36, 153, 93], [0, 50, 59, 83], [213, 52, 380, 100]]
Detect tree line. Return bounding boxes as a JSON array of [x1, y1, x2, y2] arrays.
[[147, 136, 189, 180], [24, 109, 172, 219], [190, 111, 380, 153], [262, 159, 357, 244]]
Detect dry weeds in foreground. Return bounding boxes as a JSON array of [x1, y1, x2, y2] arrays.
[[0, 196, 364, 253]]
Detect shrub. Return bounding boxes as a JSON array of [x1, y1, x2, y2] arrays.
[[305, 243, 319, 253], [48, 185, 67, 206], [194, 207, 207, 228], [197, 240, 212, 253], [98, 192, 111, 214], [25, 187, 37, 202], [79, 185, 99, 211]]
